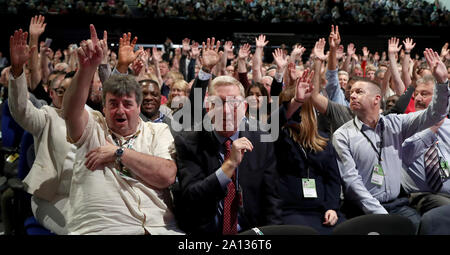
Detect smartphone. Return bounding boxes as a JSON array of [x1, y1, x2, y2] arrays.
[[70, 44, 78, 50], [44, 38, 52, 48]]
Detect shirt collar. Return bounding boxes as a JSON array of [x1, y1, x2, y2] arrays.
[[213, 130, 240, 145], [108, 118, 143, 140], [354, 114, 385, 131]]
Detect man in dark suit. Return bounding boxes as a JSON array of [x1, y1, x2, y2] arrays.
[[173, 46, 282, 234]]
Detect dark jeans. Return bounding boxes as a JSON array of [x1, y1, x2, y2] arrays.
[[342, 197, 421, 234]]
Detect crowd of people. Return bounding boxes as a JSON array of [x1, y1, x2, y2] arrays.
[[3, 0, 133, 17], [138, 0, 450, 26], [2, 0, 449, 27], [0, 14, 450, 235]]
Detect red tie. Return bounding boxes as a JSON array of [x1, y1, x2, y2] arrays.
[[222, 139, 238, 235]]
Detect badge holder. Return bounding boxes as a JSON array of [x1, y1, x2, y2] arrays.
[[371, 164, 384, 186]]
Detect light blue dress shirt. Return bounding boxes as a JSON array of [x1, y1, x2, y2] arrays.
[[325, 68, 350, 107], [332, 80, 450, 214], [402, 118, 450, 195]]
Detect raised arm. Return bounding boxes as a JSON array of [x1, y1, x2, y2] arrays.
[[237, 43, 251, 90], [285, 69, 314, 120], [151, 47, 164, 88], [98, 30, 111, 84], [187, 41, 199, 81], [343, 43, 355, 74], [28, 15, 46, 90], [39, 43, 51, 84], [401, 38, 416, 88], [8, 29, 46, 135], [63, 24, 103, 143], [219, 41, 233, 76], [387, 37, 405, 95], [311, 39, 329, 114], [252, 34, 268, 83], [271, 48, 288, 97], [328, 25, 340, 71], [440, 42, 449, 62]]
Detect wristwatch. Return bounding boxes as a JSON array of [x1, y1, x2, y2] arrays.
[[115, 147, 124, 164]]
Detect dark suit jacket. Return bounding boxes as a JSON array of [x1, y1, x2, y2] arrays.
[[173, 126, 283, 234]]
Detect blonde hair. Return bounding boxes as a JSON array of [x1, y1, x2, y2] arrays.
[[167, 79, 189, 110], [208, 75, 245, 97], [279, 88, 328, 152]]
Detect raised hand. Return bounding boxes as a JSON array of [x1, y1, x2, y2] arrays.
[[423, 48, 448, 84], [190, 41, 200, 59], [131, 58, 144, 75], [77, 24, 103, 70], [294, 68, 314, 102], [291, 44, 306, 59], [29, 15, 46, 37], [10, 29, 36, 77], [182, 38, 191, 53], [336, 45, 345, 60], [99, 30, 109, 65], [388, 37, 402, 55], [362, 46, 370, 60], [272, 48, 288, 71], [238, 43, 251, 60], [151, 47, 162, 64], [347, 43, 356, 57], [288, 62, 298, 83], [402, 38, 416, 53], [313, 38, 327, 61], [328, 25, 341, 49], [255, 34, 269, 48], [200, 37, 220, 70], [118, 32, 142, 67], [440, 42, 449, 60]]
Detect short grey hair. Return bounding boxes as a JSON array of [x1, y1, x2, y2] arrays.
[[208, 75, 245, 97], [102, 74, 143, 106], [416, 75, 436, 87]]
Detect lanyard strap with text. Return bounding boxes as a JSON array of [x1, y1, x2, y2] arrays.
[[353, 118, 383, 163]]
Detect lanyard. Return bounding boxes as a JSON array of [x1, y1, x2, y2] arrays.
[[299, 146, 311, 179], [353, 118, 384, 163], [112, 131, 140, 149], [111, 131, 140, 177]]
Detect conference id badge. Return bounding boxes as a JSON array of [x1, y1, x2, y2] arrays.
[[440, 160, 450, 179], [302, 178, 318, 198], [371, 164, 384, 186]]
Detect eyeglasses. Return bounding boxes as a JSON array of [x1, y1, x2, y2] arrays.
[[53, 87, 66, 96], [208, 97, 244, 109]]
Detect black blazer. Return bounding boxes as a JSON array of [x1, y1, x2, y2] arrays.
[[274, 104, 342, 215], [173, 126, 283, 234]]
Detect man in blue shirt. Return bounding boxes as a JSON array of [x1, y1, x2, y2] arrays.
[[332, 48, 449, 231]]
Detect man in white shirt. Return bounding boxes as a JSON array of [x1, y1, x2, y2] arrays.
[[62, 25, 182, 235]]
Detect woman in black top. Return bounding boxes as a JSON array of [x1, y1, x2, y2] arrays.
[[274, 70, 345, 234]]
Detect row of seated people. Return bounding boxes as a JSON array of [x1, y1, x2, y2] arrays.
[[1, 15, 450, 235]]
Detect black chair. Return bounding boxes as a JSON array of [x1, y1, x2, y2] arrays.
[[332, 214, 416, 235], [419, 205, 450, 235], [239, 225, 320, 235]]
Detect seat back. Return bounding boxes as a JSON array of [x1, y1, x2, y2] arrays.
[[18, 131, 34, 180], [1, 100, 24, 148], [332, 214, 416, 235], [239, 225, 320, 235]]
